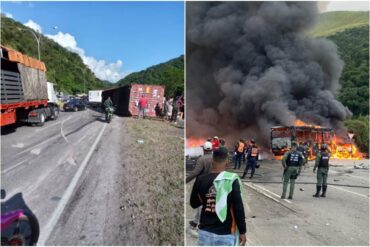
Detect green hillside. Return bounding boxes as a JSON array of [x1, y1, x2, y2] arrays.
[[312, 11, 369, 153], [1, 16, 109, 94], [116, 55, 184, 97], [311, 11, 369, 37]]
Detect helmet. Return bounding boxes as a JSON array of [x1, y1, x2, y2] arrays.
[[203, 141, 213, 151], [214, 136, 219, 139]]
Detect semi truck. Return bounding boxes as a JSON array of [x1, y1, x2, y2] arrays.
[[88, 90, 102, 108], [0, 46, 59, 127], [102, 84, 165, 117]]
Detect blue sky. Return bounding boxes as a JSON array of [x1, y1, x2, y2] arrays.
[[1, 1, 184, 82]]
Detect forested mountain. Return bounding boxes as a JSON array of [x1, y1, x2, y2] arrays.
[[311, 11, 369, 37], [116, 55, 184, 97], [312, 11, 369, 153], [1, 16, 109, 94]]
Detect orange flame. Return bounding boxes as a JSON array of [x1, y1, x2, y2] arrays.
[[331, 136, 362, 160], [186, 138, 205, 148]]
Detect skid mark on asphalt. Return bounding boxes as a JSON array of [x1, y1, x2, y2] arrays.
[[60, 117, 69, 143], [38, 123, 107, 246], [329, 185, 368, 198]]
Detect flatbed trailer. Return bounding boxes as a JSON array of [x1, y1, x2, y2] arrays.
[[1, 46, 59, 127]]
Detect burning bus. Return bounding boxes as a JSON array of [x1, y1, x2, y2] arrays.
[[270, 125, 334, 159]]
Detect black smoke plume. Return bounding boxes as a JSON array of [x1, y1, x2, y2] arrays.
[[186, 1, 352, 147]]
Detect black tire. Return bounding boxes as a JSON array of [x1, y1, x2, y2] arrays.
[[73, 106, 78, 112], [5, 212, 40, 246], [37, 112, 45, 126], [51, 106, 59, 120]]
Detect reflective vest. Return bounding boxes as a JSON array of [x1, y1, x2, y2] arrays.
[[319, 152, 330, 168], [237, 142, 245, 153], [287, 151, 301, 166]]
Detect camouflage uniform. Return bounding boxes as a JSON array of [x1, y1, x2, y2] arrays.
[[313, 151, 330, 197], [281, 149, 305, 199]]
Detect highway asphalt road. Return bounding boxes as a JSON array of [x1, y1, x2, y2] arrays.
[[1, 108, 184, 245], [186, 159, 369, 246]]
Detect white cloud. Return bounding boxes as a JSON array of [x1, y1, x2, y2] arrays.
[[22, 19, 126, 82], [46, 31, 127, 82], [24, 20, 42, 33], [5, 12, 13, 18]]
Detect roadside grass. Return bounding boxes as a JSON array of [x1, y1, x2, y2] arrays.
[[125, 118, 184, 245]]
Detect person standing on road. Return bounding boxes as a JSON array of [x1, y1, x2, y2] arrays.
[[281, 142, 305, 199], [241, 139, 259, 179], [138, 94, 148, 119], [171, 96, 179, 122], [313, 144, 330, 198], [297, 142, 309, 168], [190, 147, 247, 246], [234, 139, 245, 170], [212, 136, 220, 151], [186, 141, 214, 229]]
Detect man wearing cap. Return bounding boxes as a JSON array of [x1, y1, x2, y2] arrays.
[[212, 136, 220, 151], [281, 142, 305, 199], [186, 141, 213, 230], [313, 144, 330, 198]]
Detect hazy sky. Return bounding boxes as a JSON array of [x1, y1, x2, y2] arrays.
[[319, 1, 369, 12]]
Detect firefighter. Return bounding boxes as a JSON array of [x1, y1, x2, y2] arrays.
[[281, 142, 305, 199], [241, 139, 259, 179], [234, 139, 245, 169], [313, 144, 330, 198]]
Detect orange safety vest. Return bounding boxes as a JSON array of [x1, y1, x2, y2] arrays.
[[237, 142, 245, 153]]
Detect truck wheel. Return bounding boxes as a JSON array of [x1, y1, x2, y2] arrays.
[[51, 106, 59, 120], [73, 106, 78, 112], [37, 112, 46, 126]]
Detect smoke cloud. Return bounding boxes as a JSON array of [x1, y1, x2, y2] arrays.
[[186, 2, 352, 147]]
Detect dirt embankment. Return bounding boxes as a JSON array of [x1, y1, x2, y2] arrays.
[[119, 118, 184, 245]]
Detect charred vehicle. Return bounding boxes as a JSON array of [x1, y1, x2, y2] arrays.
[[270, 125, 334, 159]]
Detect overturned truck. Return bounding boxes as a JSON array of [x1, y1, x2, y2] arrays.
[[102, 84, 165, 117], [271, 125, 334, 159]]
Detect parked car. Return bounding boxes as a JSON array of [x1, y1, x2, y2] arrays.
[[63, 99, 86, 112]]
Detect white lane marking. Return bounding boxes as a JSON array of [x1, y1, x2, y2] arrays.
[[283, 199, 292, 204], [252, 183, 281, 199], [30, 148, 41, 155], [16, 135, 60, 156], [329, 185, 369, 199], [11, 143, 25, 148], [1, 159, 29, 174], [244, 182, 281, 204], [38, 123, 107, 246], [60, 117, 69, 143]]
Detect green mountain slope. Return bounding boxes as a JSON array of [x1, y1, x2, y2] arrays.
[[311, 11, 369, 37], [1, 16, 109, 94], [313, 11, 369, 153], [116, 55, 184, 97], [327, 25, 369, 117]]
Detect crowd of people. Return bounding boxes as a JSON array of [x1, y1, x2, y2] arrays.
[[186, 137, 332, 246], [153, 95, 184, 122]]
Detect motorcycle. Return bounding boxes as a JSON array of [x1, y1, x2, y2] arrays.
[[1, 190, 40, 246], [105, 106, 115, 123]]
